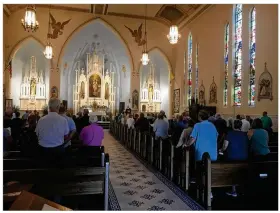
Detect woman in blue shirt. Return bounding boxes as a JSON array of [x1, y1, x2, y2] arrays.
[[248, 118, 270, 161]]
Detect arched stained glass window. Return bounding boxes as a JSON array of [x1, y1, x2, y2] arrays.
[[195, 43, 199, 100], [233, 4, 243, 106], [224, 23, 229, 107], [188, 33, 193, 104], [184, 51, 187, 106], [249, 7, 256, 106]]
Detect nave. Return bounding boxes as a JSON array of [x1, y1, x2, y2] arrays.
[[104, 131, 202, 211]]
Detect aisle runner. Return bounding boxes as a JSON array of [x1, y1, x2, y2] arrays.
[[104, 131, 202, 211]]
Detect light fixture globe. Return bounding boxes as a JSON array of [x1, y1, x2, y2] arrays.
[[21, 5, 39, 32], [167, 25, 181, 44], [141, 52, 149, 66], [44, 42, 53, 59]]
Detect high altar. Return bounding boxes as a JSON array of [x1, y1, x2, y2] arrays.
[[73, 51, 116, 115], [19, 56, 47, 110], [140, 63, 161, 113]]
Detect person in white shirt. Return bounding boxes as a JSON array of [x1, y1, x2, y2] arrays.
[[36, 98, 69, 157], [241, 116, 250, 132], [126, 114, 135, 129]]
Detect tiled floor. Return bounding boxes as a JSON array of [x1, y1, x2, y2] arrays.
[[104, 131, 202, 211]]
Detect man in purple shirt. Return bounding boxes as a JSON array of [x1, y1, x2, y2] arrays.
[[79, 113, 104, 146]]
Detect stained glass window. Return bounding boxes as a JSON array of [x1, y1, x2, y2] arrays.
[[195, 43, 199, 100], [233, 4, 243, 106], [224, 24, 229, 107], [188, 33, 193, 104], [249, 7, 256, 106], [184, 51, 187, 106]]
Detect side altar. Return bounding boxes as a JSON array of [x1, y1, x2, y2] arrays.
[[73, 51, 116, 115], [19, 56, 47, 111]]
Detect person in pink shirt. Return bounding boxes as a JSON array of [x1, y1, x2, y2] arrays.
[[79, 113, 104, 146]]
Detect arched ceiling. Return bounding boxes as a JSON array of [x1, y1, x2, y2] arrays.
[[4, 4, 211, 27]]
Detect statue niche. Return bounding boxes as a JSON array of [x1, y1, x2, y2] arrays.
[[105, 82, 110, 100], [30, 78, 37, 96], [89, 74, 101, 98], [80, 81, 85, 99]]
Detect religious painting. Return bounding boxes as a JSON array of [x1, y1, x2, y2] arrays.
[[5, 99, 13, 111], [209, 77, 217, 104], [89, 74, 101, 98], [80, 81, 85, 99], [105, 82, 110, 100], [30, 78, 36, 96], [199, 81, 206, 106], [50, 86, 58, 98], [173, 89, 180, 113], [258, 62, 273, 101], [132, 90, 139, 110]]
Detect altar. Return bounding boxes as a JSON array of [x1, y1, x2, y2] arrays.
[[73, 50, 116, 115], [19, 56, 47, 110]]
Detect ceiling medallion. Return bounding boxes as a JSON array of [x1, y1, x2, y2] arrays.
[[21, 5, 39, 32]]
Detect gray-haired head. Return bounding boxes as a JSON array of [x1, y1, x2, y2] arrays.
[[48, 98, 60, 112]]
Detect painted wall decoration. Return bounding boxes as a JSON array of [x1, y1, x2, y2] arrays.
[[173, 89, 180, 113], [209, 77, 217, 104], [80, 81, 85, 99], [48, 13, 71, 39], [105, 82, 110, 100], [125, 24, 146, 46], [50, 86, 58, 98], [132, 90, 139, 110], [199, 81, 206, 106], [258, 62, 273, 101], [89, 74, 101, 98]]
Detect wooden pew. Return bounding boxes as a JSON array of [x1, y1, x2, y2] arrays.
[[198, 152, 278, 209], [4, 152, 110, 210]]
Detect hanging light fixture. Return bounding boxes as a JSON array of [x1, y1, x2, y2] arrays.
[[141, 5, 149, 66], [167, 5, 181, 44], [44, 6, 53, 59], [21, 5, 39, 32]]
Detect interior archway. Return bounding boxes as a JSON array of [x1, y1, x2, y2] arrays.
[[10, 38, 50, 109], [139, 48, 171, 116], [60, 19, 132, 110]]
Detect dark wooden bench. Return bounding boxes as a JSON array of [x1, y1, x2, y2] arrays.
[[198, 152, 278, 209], [4, 151, 110, 210]]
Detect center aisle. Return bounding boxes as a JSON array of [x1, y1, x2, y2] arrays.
[[104, 131, 203, 211]]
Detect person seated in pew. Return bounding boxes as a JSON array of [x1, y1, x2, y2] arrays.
[[247, 118, 270, 161], [20, 114, 39, 157], [59, 105, 76, 148], [219, 119, 249, 197], [126, 114, 135, 129], [134, 113, 150, 133], [35, 98, 69, 160], [79, 113, 104, 147], [153, 113, 169, 140], [10, 111, 24, 149]]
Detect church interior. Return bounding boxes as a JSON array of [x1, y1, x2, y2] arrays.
[[3, 3, 278, 211]]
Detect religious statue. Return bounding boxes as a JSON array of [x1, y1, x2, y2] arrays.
[[148, 85, 153, 100], [80, 81, 85, 99], [198, 81, 205, 106], [209, 77, 217, 104], [48, 13, 71, 39], [89, 74, 101, 98], [132, 90, 139, 110], [258, 62, 273, 101], [105, 82, 110, 100], [30, 78, 36, 96]]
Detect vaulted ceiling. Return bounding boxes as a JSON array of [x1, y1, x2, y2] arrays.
[[4, 4, 211, 27]]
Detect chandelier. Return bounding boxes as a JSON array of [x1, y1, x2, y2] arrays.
[[141, 51, 149, 66], [167, 25, 181, 44], [141, 5, 149, 66], [44, 6, 53, 59], [21, 5, 39, 32]]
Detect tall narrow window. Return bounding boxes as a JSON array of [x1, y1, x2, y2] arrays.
[[249, 7, 256, 106], [233, 4, 243, 106], [195, 43, 199, 100], [184, 51, 187, 106], [224, 23, 229, 107], [188, 33, 193, 104]]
